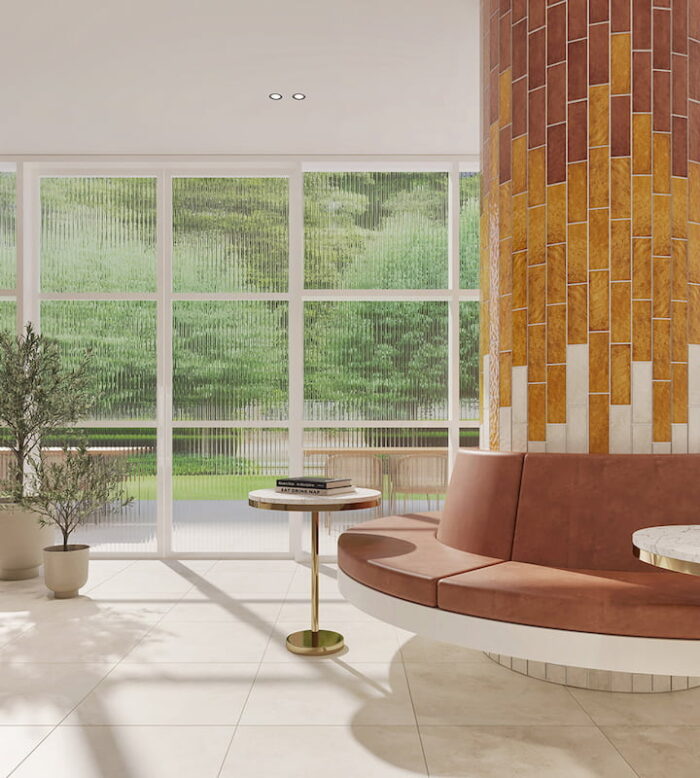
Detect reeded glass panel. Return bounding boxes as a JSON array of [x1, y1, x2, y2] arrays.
[[173, 301, 288, 421], [0, 171, 16, 289], [172, 427, 289, 552], [41, 301, 157, 420], [304, 301, 448, 420], [42, 428, 157, 552], [460, 428, 480, 448], [302, 427, 448, 554], [41, 177, 156, 292], [173, 177, 288, 292], [304, 172, 448, 289], [460, 172, 480, 288], [0, 300, 15, 335], [460, 301, 480, 420]]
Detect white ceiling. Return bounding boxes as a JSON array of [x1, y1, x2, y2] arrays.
[[0, 0, 480, 156]]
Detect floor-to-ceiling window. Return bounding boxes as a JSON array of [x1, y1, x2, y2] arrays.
[[0, 160, 479, 558]]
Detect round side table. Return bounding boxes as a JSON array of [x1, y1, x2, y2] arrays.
[[633, 525, 700, 577], [248, 487, 381, 656]]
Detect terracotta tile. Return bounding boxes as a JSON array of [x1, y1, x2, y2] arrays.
[[513, 193, 527, 251], [528, 86, 546, 148], [653, 318, 671, 380], [690, 284, 700, 343], [513, 18, 528, 79], [691, 0, 700, 39], [513, 0, 527, 23], [672, 363, 688, 423], [652, 194, 672, 256], [589, 22, 611, 85], [528, 263, 546, 322], [568, 161, 588, 222], [691, 40, 700, 102], [547, 302, 567, 362], [528, 147, 546, 205], [512, 135, 527, 192], [547, 364, 567, 422], [528, 204, 546, 264], [653, 70, 671, 132], [500, 351, 513, 406], [632, 175, 652, 236], [529, 0, 545, 30], [547, 2, 566, 63], [528, 322, 546, 380], [672, 300, 688, 361], [547, 123, 567, 184], [611, 219, 631, 280], [512, 77, 528, 137], [513, 308, 528, 364], [672, 116, 688, 178], [672, 0, 687, 54], [568, 0, 588, 40], [611, 281, 632, 342], [690, 162, 700, 222], [568, 284, 588, 343], [632, 237, 652, 297], [568, 223, 588, 283], [529, 28, 546, 88], [589, 85, 610, 146], [611, 343, 632, 404], [547, 183, 567, 243], [528, 382, 546, 440], [672, 53, 688, 115], [653, 8, 672, 70], [611, 95, 631, 157], [500, 11, 512, 72], [547, 62, 566, 125], [500, 294, 513, 350], [590, 0, 609, 24], [611, 33, 632, 94], [632, 113, 652, 174], [490, 67, 500, 125], [653, 256, 672, 317], [589, 209, 610, 269], [611, 157, 631, 219], [672, 238, 688, 299], [688, 223, 700, 282], [589, 394, 610, 453], [633, 52, 652, 113], [500, 125, 512, 183], [633, 0, 651, 49], [568, 39, 588, 101], [653, 132, 671, 193], [590, 148, 610, 210], [690, 101, 700, 163], [590, 270, 611, 330], [589, 331, 610, 392], [653, 380, 672, 441], [568, 100, 589, 162], [633, 299, 652, 360], [612, 0, 631, 32]]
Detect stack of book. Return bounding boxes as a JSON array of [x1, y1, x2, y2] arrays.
[[276, 477, 354, 496]]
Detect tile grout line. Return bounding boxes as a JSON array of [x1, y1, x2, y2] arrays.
[[395, 631, 430, 775]]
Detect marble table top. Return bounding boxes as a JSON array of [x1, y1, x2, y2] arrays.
[[248, 487, 382, 512], [632, 525, 700, 566]]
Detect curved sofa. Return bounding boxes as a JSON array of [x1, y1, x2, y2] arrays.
[[338, 450, 700, 675]]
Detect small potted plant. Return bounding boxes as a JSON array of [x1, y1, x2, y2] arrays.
[[28, 445, 133, 598], [0, 324, 93, 580]]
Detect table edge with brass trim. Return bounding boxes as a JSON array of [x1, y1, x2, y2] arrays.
[[633, 526, 700, 578]]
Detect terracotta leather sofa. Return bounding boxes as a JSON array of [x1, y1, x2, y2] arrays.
[[338, 450, 700, 640]]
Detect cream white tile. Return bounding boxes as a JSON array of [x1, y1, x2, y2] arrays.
[[420, 726, 636, 777], [610, 405, 632, 454], [38, 592, 175, 622], [512, 366, 528, 424], [603, 726, 700, 778], [66, 663, 258, 725], [570, 686, 700, 725], [198, 560, 297, 594], [499, 406, 512, 451], [221, 725, 427, 778], [395, 632, 490, 664], [633, 422, 653, 453], [0, 726, 53, 777], [11, 725, 234, 778], [124, 620, 273, 663], [0, 663, 111, 725], [277, 596, 380, 623], [241, 661, 415, 725], [86, 561, 198, 596], [162, 591, 282, 623], [287, 566, 342, 598], [567, 344, 589, 407], [689, 345, 700, 404], [404, 661, 592, 725], [80, 560, 135, 592], [672, 423, 689, 454], [545, 423, 567, 453], [632, 361, 653, 423]]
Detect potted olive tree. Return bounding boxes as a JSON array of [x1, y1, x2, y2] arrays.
[[0, 324, 93, 580], [28, 446, 132, 598]]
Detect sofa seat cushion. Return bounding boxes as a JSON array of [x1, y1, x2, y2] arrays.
[[438, 561, 700, 639], [338, 514, 503, 607]]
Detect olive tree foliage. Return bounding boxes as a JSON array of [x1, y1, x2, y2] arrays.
[[0, 324, 94, 500]]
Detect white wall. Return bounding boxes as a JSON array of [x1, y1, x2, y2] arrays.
[[0, 0, 480, 156]]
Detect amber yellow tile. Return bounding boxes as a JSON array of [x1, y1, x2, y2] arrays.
[[480, 301, 490, 355], [589, 331, 610, 393], [653, 256, 671, 318], [589, 147, 610, 209], [589, 85, 610, 147], [611, 344, 631, 404], [512, 251, 528, 308], [611, 157, 631, 220], [672, 240, 688, 301], [500, 238, 513, 294], [528, 264, 546, 324], [568, 162, 588, 223], [528, 148, 546, 206], [513, 194, 528, 252], [547, 183, 567, 244], [528, 323, 546, 382], [611, 219, 631, 280], [689, 223, 700, 283], [653, 195, 672, 256], [528, 382, 546, 441], [512, 136, 528, 194], [653, 381, 671, 442], [499, 351, 512, 406], [633, 300, 652, 360], [589, 394, 610, 454], [547, 303, 567, 364], [500, 295, 513, 351], [632, 175, 652, 236], [632, 238, 652, 298], [568, 284, 588, 344], [690, 285, 700, 344], [589, 209, 610, 270], [690, 163, 700, 223], [547, 244, 566, 304], [672, 363, 689, 424], [589, 270, 610, 331], [653, 318, 671, 381], [547, 364, 566, 423], [653, 133, 671, 194], [512, 308, 528, 365], [499, 181, 512, 238], [672, 177, 687, 239], [611, 33, 631, 95], [611, 281, 631, 343], [568, 223, 588, 283], [672, 300, 688, 362], [632, 114, 652, 175], [528, 205, 546, 265]]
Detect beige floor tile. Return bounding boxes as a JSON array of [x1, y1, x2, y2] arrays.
[[405, 661, 592, 725], [277, 596, 381, 622], [221, 725, 427, 777], [38, 592, 175, 622], [420, 726, 637, 777], [240, 661, 415, 725], [80, 560, 135, 592], [0, 663, 112, 725], [65, 662, 258, 726], [10, 725, 234, 778], [86, 561, 198, 596], [163, 591, 283, 623], [570, 686, 700, 726], [603, 725, 700, 778], [197, 560, 297, 594], [396, 632, 491, 663], [124, 620, 273, 663], [0, 726, 53, 777], [287, 567, 342, 598]]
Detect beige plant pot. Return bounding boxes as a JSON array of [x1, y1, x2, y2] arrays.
[[0, 505, 54, 580], [43, 545, 90, 599]]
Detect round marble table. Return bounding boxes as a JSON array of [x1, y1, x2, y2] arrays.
[[633, 525, 700, 576], [248, 487, 381, 655]]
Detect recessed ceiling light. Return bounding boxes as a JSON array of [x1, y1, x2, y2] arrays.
[[269, 93, 283, 100], [292, 93, 306, 100]]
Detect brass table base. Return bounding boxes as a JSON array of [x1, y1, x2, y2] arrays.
[[286, 629, 345, 656]]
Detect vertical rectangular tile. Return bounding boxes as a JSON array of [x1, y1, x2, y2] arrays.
[[589, 331, 610, 392], [568, 284, 588, 342], [611, 343, 632, 403], [589, 270, 610, 330], [547, 364, 566, 422], [568, 162, 588, 222], [568, 222, 588, 282], [632, 361, 653, 423], [611, 33, 632, 94], [611, 95, 632, 157], [589, 22, 611, 84], [611, 157, 632, 219], [590, 393, 610, 452], [653, 380, 672, 441], [672, 362, 689, 423], [547, 245, 567, 303], [610, 404, 633, 452], [547, 302, 567, 362], [528, 382, 546, 440], [611, 220, 631, 279], [633, 300, 652, 360], [589, 85, 611, 146], [653, 318, 671, 380], [590, 209, 610, 268], [612, 281, 632, 341], [589, 147, 610, 208]]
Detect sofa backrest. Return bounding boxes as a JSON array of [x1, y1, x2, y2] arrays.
[[436, 449, 524, 558], [511, 453, 700, 571]]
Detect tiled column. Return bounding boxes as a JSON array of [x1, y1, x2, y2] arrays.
[[480, 0, 698, 453]]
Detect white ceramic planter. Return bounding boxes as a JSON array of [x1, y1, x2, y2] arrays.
[[0, 505, 54, 580], [43, 544, 90, 599]]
